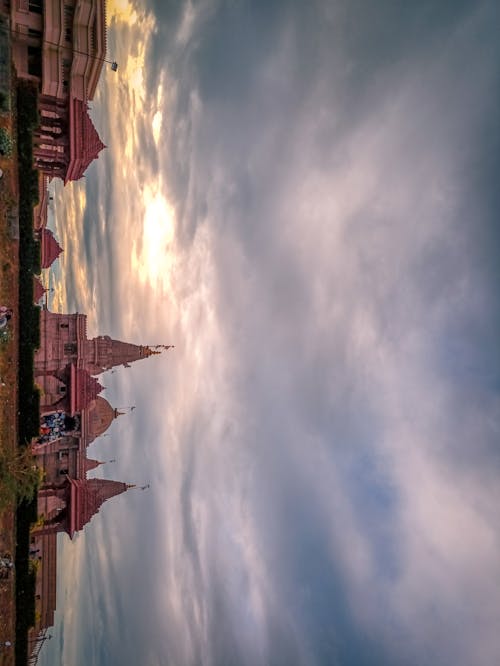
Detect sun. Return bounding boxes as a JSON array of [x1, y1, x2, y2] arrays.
[[136, 189, 175, 290]]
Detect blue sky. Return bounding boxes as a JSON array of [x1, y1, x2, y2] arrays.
[[40, 1, 500, 665]]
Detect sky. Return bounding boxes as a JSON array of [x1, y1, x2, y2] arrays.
[[39, 1, 500, 665]]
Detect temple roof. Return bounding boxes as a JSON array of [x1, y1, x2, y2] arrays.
[[87, 396, 118, 440], [70, 365, 104, 415], [67, 477, 131, 538], [40, 228, 63, 269], [84, 458, 104, 474], [65, 98, 106, 183], [86, 337, 167, 375], [33, 277, 47, 303]]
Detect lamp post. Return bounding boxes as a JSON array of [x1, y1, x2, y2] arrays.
[[5, 22, 119, 73]]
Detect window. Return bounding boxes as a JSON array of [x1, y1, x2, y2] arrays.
[[59, 386, 66, 393], [28, 28, 42, 39], [64, 342, 76, 354], [29, 0, 44, 15], [27, 45, 42, 78], [60, 323, 69, 329], [59, 469, 68, 475], [91, 17, 98, 52], [64, 5, 74, 42]]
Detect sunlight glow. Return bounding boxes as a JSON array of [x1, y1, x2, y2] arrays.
[[152, 111, 162, 145], [107, 0, 138, 24], [131, 188, 176, 292]]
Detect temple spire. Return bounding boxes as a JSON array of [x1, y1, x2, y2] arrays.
[[67, 478, 131, 538], [84, 336, 173, 375]]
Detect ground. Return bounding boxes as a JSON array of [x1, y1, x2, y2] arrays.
[[0, 99, 19, 666]]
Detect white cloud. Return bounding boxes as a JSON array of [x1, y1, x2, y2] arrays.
[[42, 2, 500, 665]]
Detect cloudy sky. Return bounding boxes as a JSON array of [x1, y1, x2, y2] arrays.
[[39, 1, 500, 665]]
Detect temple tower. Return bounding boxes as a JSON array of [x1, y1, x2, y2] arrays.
[[35, 309, 162, 378], [67, 478, 133, 538], [34, 477, 133, 539], [84, 335, 159, 375]]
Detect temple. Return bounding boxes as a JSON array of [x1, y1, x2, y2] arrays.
[[34, 309, 162, 381], [9, 0, 109, 181], [32, 307, 171, 539], [29, 305, 171, 640], [35, 476, 134, 539]]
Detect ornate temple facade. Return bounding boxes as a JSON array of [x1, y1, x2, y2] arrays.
[[29, 306, 171, 639], [33, 307, 167, 539], [9, 0, 108, 181]]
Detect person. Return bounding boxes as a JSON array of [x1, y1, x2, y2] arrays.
[[0, 557, 13, 569], [0, 306, 12, 329]]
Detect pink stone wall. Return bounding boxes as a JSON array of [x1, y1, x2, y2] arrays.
[[35, 310, 87, 374]]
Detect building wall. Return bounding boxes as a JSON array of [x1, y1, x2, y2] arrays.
[[35, 309, 87, 375], [35, 435, 80, 485], [10, 0, 105, 102], [10, 0, 45, 81], [38, 373, 68, 411], [40, 533, 57, 630], [33, 173, 49, 229], [41, 0, 75, 99], [31, 532, 57, 634]]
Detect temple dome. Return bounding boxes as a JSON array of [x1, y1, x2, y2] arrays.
[[88, 396, 116, 439]]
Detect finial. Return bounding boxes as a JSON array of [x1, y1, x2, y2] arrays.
[[113, 406, 135, 415]]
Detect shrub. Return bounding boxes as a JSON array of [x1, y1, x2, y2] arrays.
[[0, 326, 11, 348], [0, 90, 9, 112], [0, 126, 12, 156]]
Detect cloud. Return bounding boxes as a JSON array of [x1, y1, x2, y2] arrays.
[[40, 1, 500, 665]]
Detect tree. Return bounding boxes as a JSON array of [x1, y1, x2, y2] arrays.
[[0, 445, 41, 512]]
